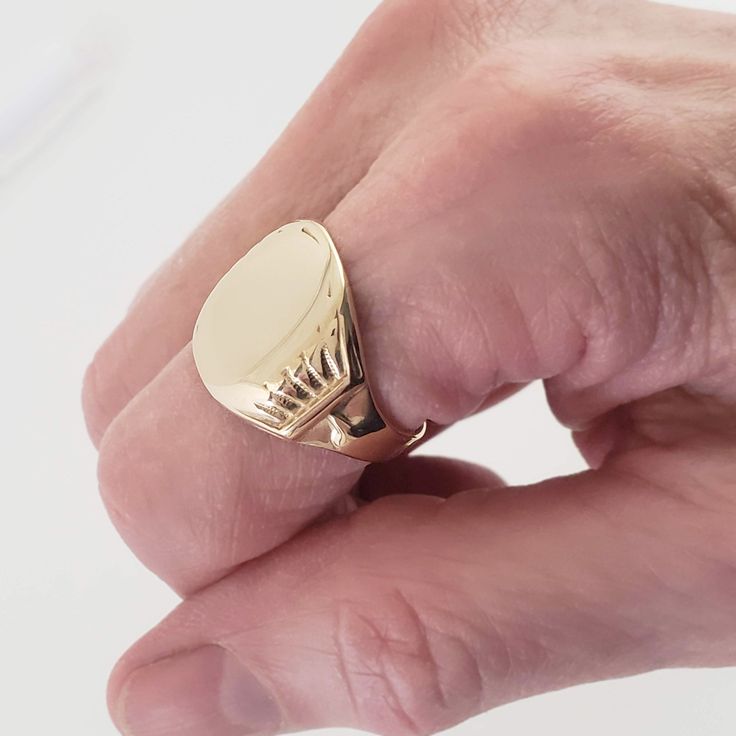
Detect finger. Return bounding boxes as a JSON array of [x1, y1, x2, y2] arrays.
[[82, 0, 492, 447], [98, 348, 497, 594], [97, 46, 735, 593], [358, 455, 504, 500], [107, 440, 736, 736], [310, 455, 503, 529], [322, 52, 736, 433], [97, 351, 363, 594]]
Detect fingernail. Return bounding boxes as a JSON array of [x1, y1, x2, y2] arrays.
[[119, 645, 282, 736]]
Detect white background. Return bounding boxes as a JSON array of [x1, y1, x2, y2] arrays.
[[1, 1, 735, 734]]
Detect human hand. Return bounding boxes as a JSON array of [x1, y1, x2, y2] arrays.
[[83, 1, 736, 734]]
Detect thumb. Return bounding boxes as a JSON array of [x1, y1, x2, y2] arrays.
[[107, 449, 736, 736]]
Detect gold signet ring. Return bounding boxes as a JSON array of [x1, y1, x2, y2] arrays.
[[192, 221, 427, 462]]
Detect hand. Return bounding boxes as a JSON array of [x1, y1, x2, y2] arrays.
[[83, 1, 736, 734]]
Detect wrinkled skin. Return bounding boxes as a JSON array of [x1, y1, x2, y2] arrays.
[[83, 1, 736, 734]]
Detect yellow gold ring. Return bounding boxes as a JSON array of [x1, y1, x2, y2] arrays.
[[192, 221, 426, 462]]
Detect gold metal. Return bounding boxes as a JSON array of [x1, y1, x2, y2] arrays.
[[192, 221, 426, 462]]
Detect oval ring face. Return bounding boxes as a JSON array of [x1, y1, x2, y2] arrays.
[[192, 221, 354, 438]]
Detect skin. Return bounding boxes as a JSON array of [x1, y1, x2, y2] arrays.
[[82, 1, 736, 734]]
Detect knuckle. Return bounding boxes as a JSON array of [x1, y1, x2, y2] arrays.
[[423, 0, 497, 52], [95, 409, 196, 589], [569, 57, 736, 383], [676, 175, 736, 381], [370, 0, 530, 59], [81, 358, 105, 441], [82, 350, 124, 446], [403, 270, 502, 419], [441, 0, 528, 45], [420, 0, 552, 45], [358, 251, 504, 427], [82, 336, 137, 446], [332, 588, 486, 736], [95, 403, 172, 560], [96, 415, 140, 530], [609, 444, 736, 659]]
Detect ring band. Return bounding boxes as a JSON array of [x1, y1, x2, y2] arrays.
[[192, 221, 426, 462]]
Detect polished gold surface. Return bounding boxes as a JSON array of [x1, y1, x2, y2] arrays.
[[192, 221, 426, 462]]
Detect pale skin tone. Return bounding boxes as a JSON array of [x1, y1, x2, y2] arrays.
[[82, 0, 736, 734]]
